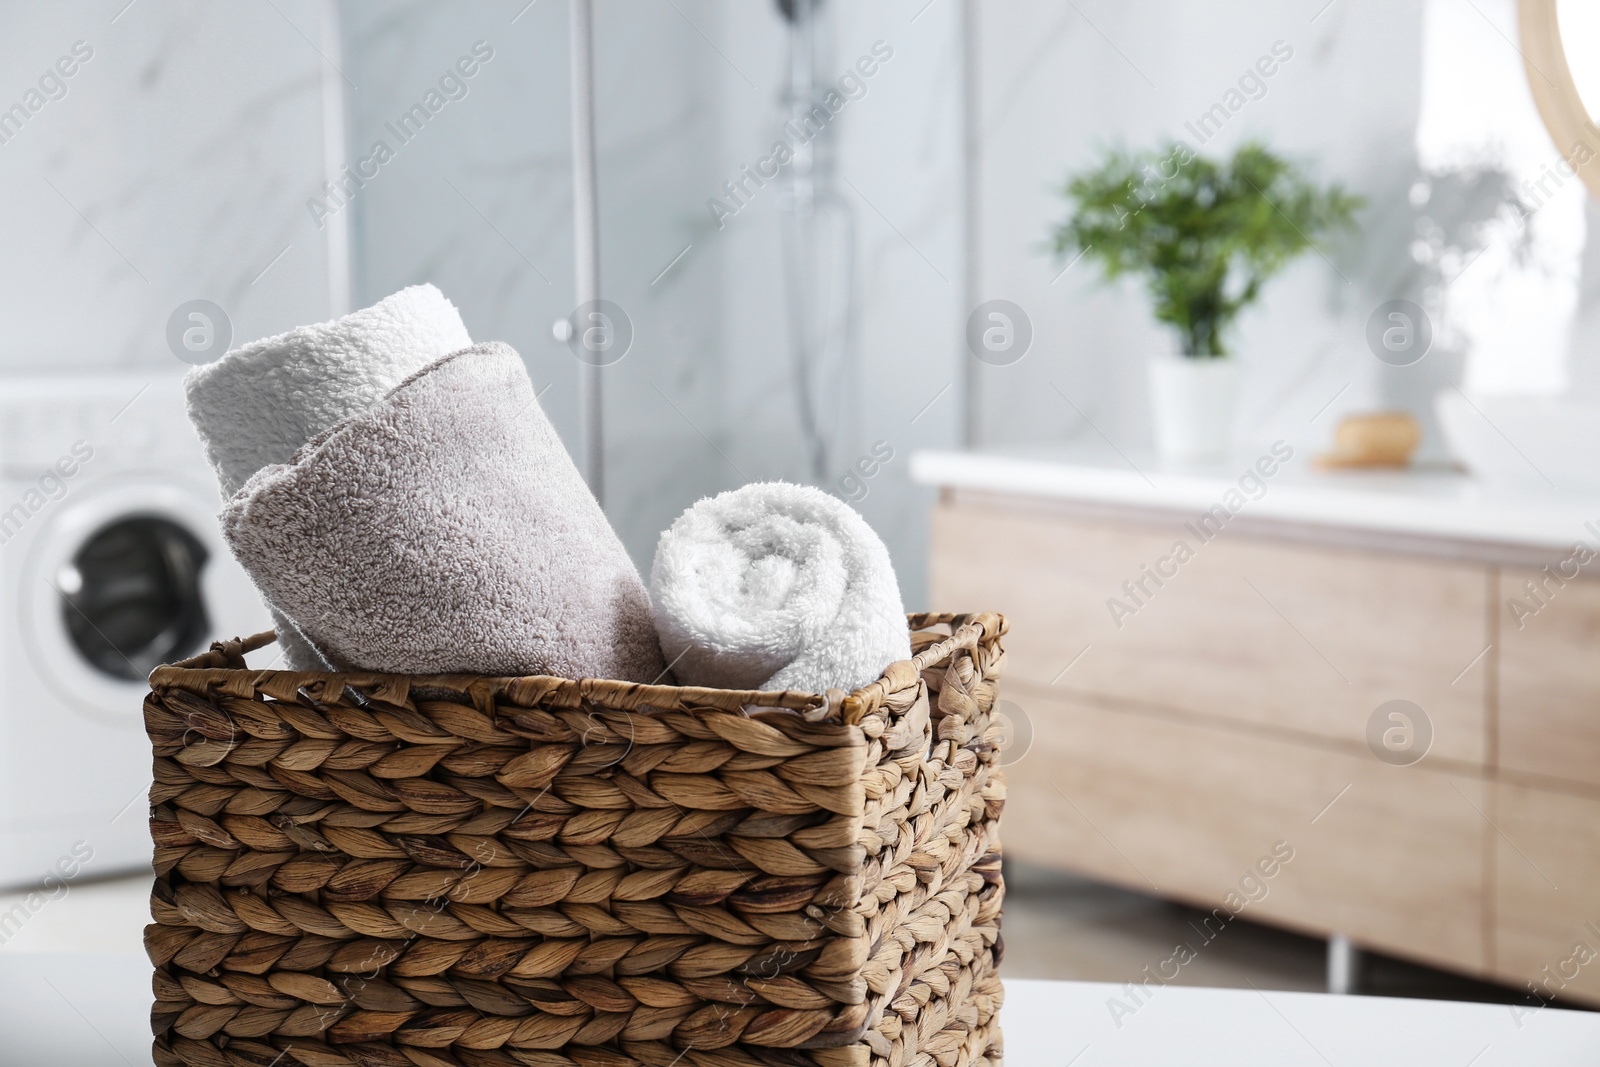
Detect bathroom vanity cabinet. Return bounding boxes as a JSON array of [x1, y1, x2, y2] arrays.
[[914, 448, 1600, 1005]]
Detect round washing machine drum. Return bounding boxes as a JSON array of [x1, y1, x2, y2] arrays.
[[21, 475, 269, 724], [59, 515, 210, 681]]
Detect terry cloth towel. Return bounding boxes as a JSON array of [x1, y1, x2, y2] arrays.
[[221, 341, 668, 683], [185, 284, 472, 668], [650, 482, 911, 693]]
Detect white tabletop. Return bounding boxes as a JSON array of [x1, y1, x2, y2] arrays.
[[910, 445, 1600, 553], [1003, 976, 1600, 1065], [3, 954, 1596, 1066]]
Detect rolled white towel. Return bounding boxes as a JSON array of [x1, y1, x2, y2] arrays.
[[650, 482, 911, 693], [185, 284, 472, 498], [184, 284, 472, 669]]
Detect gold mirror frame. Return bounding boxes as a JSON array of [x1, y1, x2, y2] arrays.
[[1519, 0, 1600, 199]]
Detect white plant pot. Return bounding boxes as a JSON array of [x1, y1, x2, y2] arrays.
[[1148, 355, 1238, 462]]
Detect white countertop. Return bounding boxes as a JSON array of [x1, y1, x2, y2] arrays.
[[911, 445, 1600, 553], [4, 954, 1595, 1066]]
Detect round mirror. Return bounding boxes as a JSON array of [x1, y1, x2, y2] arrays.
[[1520, 0, 1600, 198]]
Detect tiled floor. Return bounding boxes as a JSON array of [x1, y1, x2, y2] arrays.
[[0, 862, 1567, 1012], [1002, 861, 1548, 1008]]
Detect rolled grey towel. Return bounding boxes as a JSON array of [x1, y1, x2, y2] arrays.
[[650, 482, 911, 693], [221, 342, 668, 682], [185, 284, 473, 669]]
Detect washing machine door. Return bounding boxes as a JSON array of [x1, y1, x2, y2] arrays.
[[20, 474, 270, 724], [59, 514, 210, 680]]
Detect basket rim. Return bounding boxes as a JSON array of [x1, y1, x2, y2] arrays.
[[148, 611, 1006, 726]]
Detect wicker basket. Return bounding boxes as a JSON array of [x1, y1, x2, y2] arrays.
[[143, 612, 1007, 1067]]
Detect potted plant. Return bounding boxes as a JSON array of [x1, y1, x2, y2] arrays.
[[1050, 141, 1361, 460]]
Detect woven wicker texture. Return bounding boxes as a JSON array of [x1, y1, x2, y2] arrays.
[[144, 612, 1007, 1067]]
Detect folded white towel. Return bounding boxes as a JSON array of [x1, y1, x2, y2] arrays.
[[185, 284, 472, 498], [650, 482, 911, 693], [222, 342, 668, 683], [185, 284, 472, 668]]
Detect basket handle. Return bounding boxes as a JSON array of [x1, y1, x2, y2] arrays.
[[161, 630, 279, 673], [840, 611, 1006, 724]]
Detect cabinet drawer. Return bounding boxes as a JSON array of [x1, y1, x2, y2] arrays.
[[1492, 783, 1600, 1005], [932, 497, 1490, 765], [1001, 688, 1489, 975], [1499, 569, 1600, 788]]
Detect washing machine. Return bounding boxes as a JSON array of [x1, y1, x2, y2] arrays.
[[0, 372, 270, 890]]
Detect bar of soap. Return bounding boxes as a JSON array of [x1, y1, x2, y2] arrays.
[[1317, 411, 1421, 469]]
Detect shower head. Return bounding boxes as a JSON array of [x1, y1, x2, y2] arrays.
[[774, 0, 821, 24]]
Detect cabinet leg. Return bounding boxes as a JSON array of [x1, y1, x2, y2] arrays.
[[1327, 934, 1360, 995]]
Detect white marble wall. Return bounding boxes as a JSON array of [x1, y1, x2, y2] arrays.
[[0, 0, 960, 605], [342, 0, 964, 607], [342, 0, 731, 574], [338, 0, 579, 444], [0, 0, 334, 371], [10, 0, 1600, 614], [972, 0, 1429, 463], [706, 0, 964, 610]]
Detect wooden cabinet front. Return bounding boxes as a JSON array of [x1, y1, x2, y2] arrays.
[[1493, 783, 1600, 1005], [929, 489, 1600, 1003], [1002, 688, 1489, 975], [1498, 568, 1600, 789], [932, 495, 1490, 766]]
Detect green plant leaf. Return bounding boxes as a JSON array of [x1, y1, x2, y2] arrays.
[[1049, 140, 1362, 357]]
